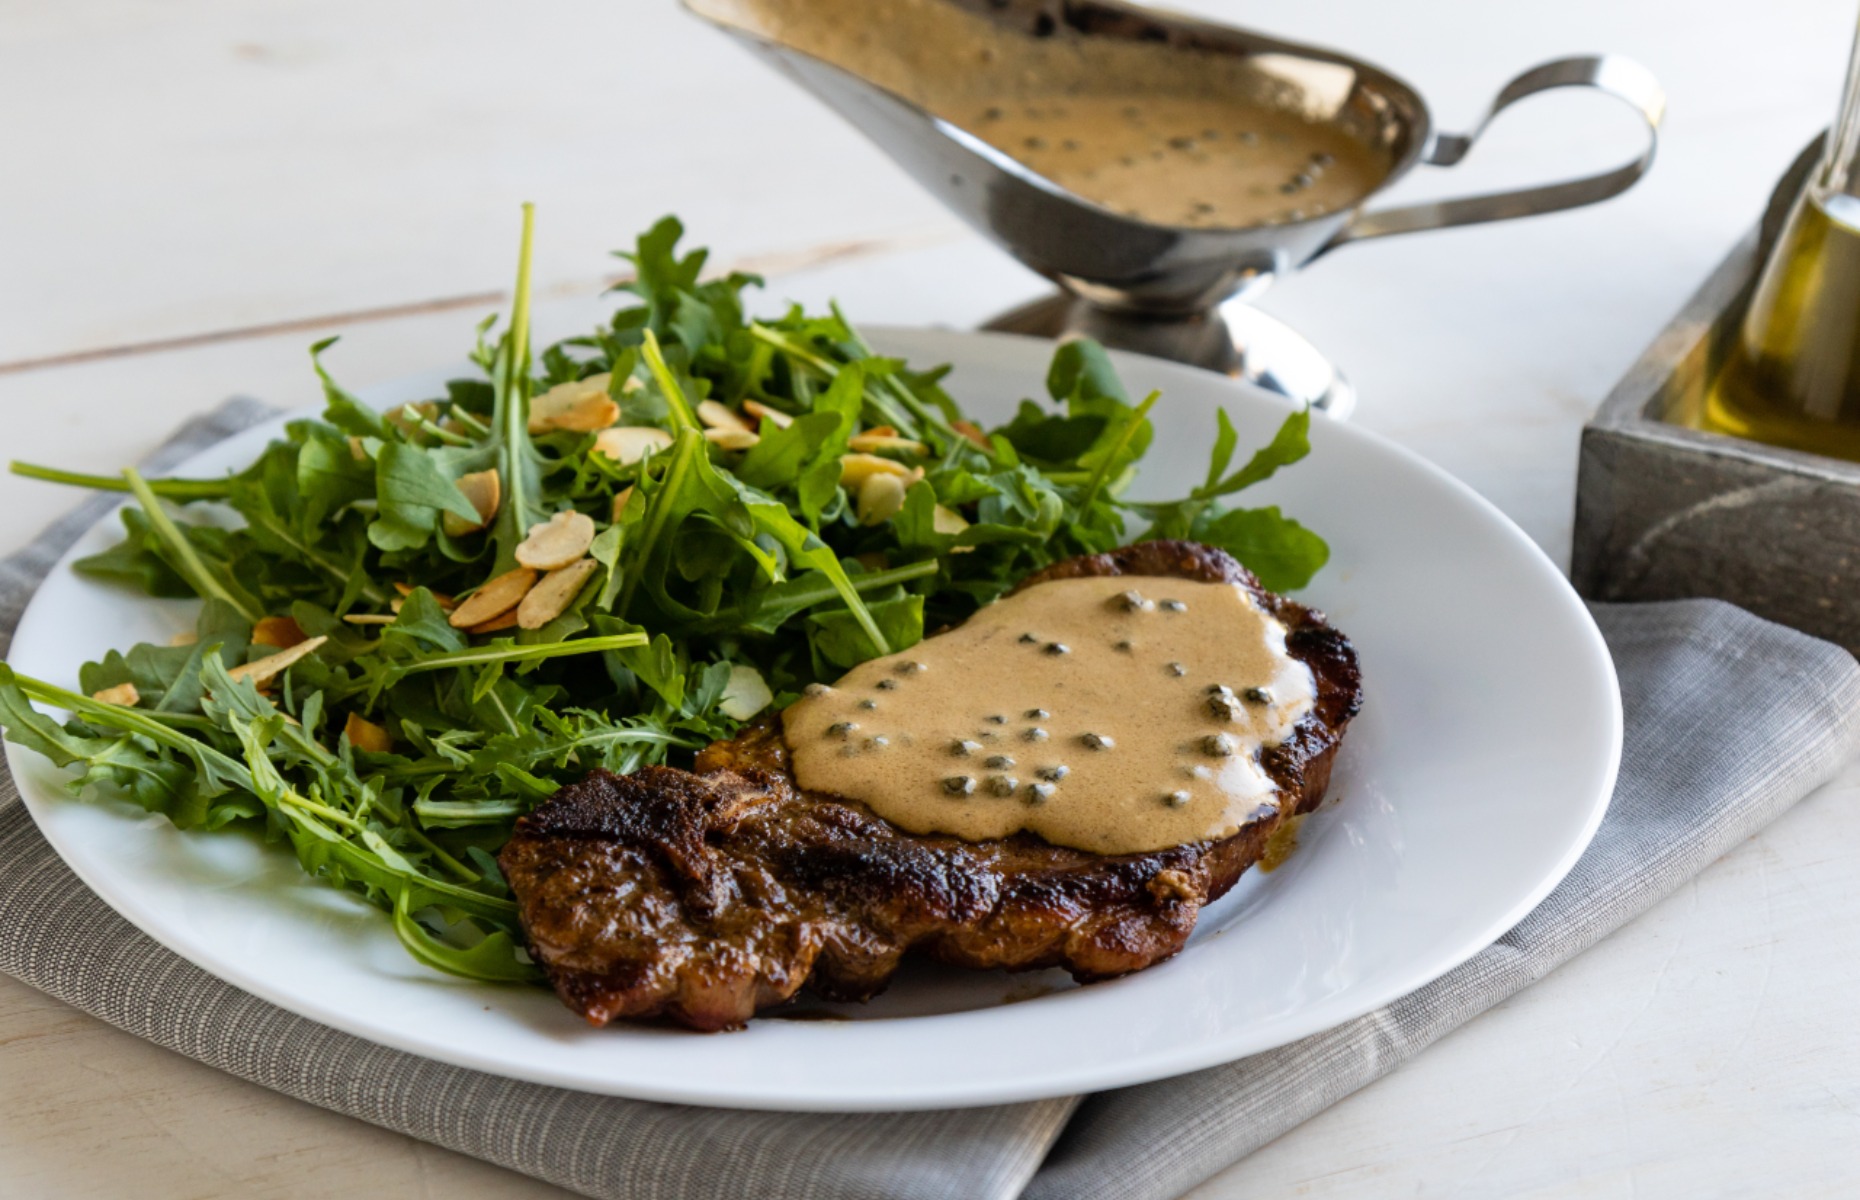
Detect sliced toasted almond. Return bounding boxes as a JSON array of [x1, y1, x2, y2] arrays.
[[864, 425, 899, 438], [342, 613, 396, 626], [529, 373, 619, 434], [344, 712, 394, 753], [696, 399, 752, 432], [467, 609, 521, 635], [611, 485, 635, 524], [251, 615, 307, 649], [515, 510, 597, 571], [447, 567, 538, 629], [703, 427, 760, 452], [718, 664, 774, 720], [848, 432, 929, 455], [839, 452, 915, 489], [517, 558, 599, 630], [856, 472, 909, 526], [742, 399, 793, 429], [169, 631, 199, 647], [933, 503, 976, 553], [932, 504, 970, 536], [951, 419, 991, 449], [593, 425, 674, 466], [91, 682, 140, 707], [227, 636, 329, 690], [442, 468, 501, 537]]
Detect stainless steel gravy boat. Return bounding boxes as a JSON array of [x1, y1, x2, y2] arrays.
[[684, 0, 1665, 413]]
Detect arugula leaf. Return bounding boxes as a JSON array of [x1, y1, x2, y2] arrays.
[[735, 411, 841, 491], [1046, 337, 1129, 406], [808, 593, 923, 671], [1209, 407, 1311, 497], [1190, 506, 1330, 593], [393, 890, 540, 983], [368, 442, 484, 552], [312, 338, 391, 440], [1132, 407, 1320, 586], [72, 508, 194, 598]]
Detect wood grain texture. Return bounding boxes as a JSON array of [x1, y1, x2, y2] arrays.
[[0, 974, 568, 1199], [4, 0, 1860, 1195]]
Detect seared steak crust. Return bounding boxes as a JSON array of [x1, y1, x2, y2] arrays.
[[499, 541, 1362, 1031]]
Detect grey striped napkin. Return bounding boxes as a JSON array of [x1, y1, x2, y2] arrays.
[[3, 399, 1855, 1200]]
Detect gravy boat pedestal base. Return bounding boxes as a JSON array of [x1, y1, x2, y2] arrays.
[[981, 290, 1356, 417]]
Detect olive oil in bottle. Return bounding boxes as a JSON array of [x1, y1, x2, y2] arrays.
[[1702, 18, 1860, 462], [1704, 192, 1860, 460]]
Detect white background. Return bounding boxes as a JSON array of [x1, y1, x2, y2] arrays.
[[2, 0, 1858, 1196]]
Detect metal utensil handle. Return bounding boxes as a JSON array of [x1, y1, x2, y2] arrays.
[[1329, 55, 1665, 248]]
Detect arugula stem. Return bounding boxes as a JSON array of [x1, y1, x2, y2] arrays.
[[412, 799, 526, 824], [396, 632, 649, 677], [483, 688, 522, 738], [831, 302, 967, 450], [1077, 391, 1159, 513], [9, 462, 231, 499], [615, 431, 699, 619], [446, 408, 491, 438], [703, 559, 937, 632], [504, 204, 535, 407], [747, 324, 917, 434], [274, 783, 367, 830], [848, 560, 940, 591], [640, 329, 700, 434], [122, 469, 262, 623], [489, 203, 542, 574], [401, 405, 473, 447], [132, 710, 222, 733], [399, 824, 479, 883]]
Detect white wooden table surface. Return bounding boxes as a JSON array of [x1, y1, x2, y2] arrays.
[[4, 1, 1859, 1196]]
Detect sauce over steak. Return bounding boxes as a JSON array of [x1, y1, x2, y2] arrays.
[[498, 541, 1362, 1031]]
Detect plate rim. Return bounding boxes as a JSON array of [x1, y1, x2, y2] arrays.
[[4, 327, 1622, 1110]]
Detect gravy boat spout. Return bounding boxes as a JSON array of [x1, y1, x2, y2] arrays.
[[685, 0, 1664, 413]]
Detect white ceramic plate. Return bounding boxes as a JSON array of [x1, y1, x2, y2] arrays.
[[5, 329, 1621, 1112]]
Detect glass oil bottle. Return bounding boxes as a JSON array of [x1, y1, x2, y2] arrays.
[[1703, 20, 1860, 461]]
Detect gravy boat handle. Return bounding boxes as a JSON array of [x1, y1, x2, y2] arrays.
[[1326, 55, 1665, 249]]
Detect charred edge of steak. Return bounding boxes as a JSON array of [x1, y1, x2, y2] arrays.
[[500, 540, 1362, 1031]]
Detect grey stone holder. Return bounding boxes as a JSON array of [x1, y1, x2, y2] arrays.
[[1571, 138, 1860, 654]]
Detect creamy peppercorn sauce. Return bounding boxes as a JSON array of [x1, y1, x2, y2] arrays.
[[782, 576, 1316, 855], [695, 0, 1392, 229], [962, 95, 1381, 230]]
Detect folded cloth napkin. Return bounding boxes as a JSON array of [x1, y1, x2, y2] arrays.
[[2, 400, 1856, 1200]]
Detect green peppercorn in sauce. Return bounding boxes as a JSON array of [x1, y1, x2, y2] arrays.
[[782, 575, 1316, 855], [964, 96, 1379, 229]]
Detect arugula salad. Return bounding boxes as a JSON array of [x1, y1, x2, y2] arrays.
[[0, 208, 1325, 982]]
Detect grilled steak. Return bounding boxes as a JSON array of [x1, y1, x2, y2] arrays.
[[499, 540, 1361, 1031]]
